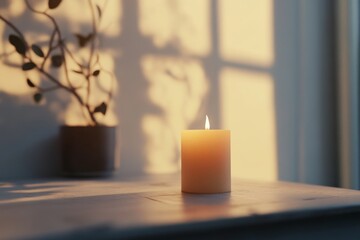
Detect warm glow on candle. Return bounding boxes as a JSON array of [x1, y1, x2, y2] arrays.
[[182, 114, 230, 194], [205, 115, 210, 130]]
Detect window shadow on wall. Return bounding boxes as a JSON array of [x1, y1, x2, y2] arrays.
[[0, 0, 339, 183]]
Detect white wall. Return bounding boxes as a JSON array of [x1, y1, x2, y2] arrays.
[[0, 0, 338, 185]]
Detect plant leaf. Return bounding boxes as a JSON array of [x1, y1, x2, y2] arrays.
[[96, 5, 102, 19], [72, 69, 83, 74], [94, 102, 107, 115], [9, 34, 27, 55], [22, 62, 36, 71], [74, 33, 93, 48], [31, 44, 44, 57], [48, 0, 62, 9], [92, 70, 100, 76], [33, 93, 42, 103], [51, 55, 63, 68], [26, 78, 36, 88]]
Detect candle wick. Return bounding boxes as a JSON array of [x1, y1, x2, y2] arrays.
[[205, 115, 210, 130]]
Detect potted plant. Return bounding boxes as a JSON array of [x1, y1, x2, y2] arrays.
[[0, 0, 116, 177]]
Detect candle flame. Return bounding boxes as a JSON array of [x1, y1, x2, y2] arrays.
[[205, 115, 210, 130]]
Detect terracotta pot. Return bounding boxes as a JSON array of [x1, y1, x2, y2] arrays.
[[60, 125, 116, 177]]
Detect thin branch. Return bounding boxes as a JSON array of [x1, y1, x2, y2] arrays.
[[85, 0, 98, 109], [35, 66, 77, 97], [96, 65, 115, 104], [41, 28, 57, 69], [85, 75, 91, 106], [1, 1, 106, 126], [40, 67, 97, 125], [0, 15, 26, 42], [25, 0, 75, 89], [63, 44, 85, 70], [0, 15, 27, 70], [24, 0, 98, 125]]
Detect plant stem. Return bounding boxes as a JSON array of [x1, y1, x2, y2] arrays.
[[24, 1, 75, 89], [41, 28, 56, 69], [0, 15, 26, 45], [63, 44, 84, 70], [24, 0, 98, 126], [36, 64, 98, 126], [1, 2, 109, 126], [85, 0, 97, 110]]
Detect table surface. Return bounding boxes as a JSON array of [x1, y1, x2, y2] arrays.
[[1, 176, 360, 239]]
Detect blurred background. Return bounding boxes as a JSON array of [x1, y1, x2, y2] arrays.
[[0, 0, 357, 189]]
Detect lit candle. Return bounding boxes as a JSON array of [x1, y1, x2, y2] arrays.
[[181, 115, 231, 193]]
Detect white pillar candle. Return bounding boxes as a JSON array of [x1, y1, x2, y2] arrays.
[[181, 115, 231, 193]]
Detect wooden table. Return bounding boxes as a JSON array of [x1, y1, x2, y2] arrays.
[[1, 176, 360, 239]]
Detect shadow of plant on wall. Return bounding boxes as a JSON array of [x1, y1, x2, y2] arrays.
[[0, 0, 120, 179], [0, 0, 115, 126], [0, 0, 280, 180]]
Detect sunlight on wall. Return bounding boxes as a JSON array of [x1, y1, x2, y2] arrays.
[[1, 0, 279, 180], [139, 0, 211, 56], [219, 0, 274, 67], [220, 68, 277, 181], [139, 0, 278, 178], [141, 56, 208, 174], [0, 57, 33, 96]]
